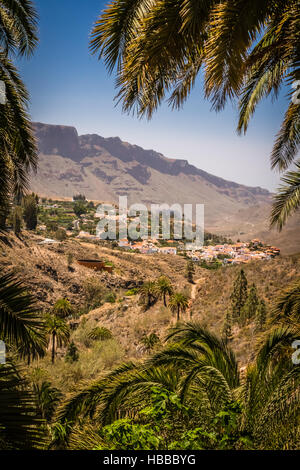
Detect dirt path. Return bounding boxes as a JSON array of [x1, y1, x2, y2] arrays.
[[190, 279, 201, 300], [187, 277, 204, 317]]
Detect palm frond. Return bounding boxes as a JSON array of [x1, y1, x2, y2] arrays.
[[0, 270, 46, 362], [0, 363, 46, 449], [271, 103, 300, 171], [0, 0, 38, 57], [271, 280, 300, 323], [270, 162, 300, 231]]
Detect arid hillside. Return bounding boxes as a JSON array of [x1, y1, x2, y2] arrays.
[[1, 231, 300, 390]]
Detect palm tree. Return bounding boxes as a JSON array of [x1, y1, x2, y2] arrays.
[[45, 314, 70, 364], [0, 270, 46, 362], [271, 279, 300, 326], [169, 292, 189, 321], [53, 298, 73, 319], [270, 163, 300, 231], [140, 332, 160, 353], [33, 380, 63, 422], [0, 363, 45, 449], [0, 0, 38, 219], [139, 281, 157, 309], [91, 1, 300, 229], [56, 362, 181, 433], [0, 0, 38, 57], [155, 276, 173, 307], [88, 326, 112, 341], [56, 322, 300, 449]]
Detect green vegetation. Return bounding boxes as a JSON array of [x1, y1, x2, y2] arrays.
[[54, 321, 300, 450], [186, 260, 195, 283], [1, 245, 300, 450], [241, 284, 259, 324], [200, 259, 222, 270], [0, 0, 299, 453], [125, 288, 139, 296], [140, 333, 160, 353], [222, 310, 233, 341], [33, 380, 62, 422], [169, 292, 189, 322], [12, 206, 22, 235], [155, 276, 173, 307], [53, 298, 73, 319], [73, 194, 86, 201], [139, 281, 158, 310], [45, 314, 70, 364], [73, 201, 87, 218], [88, 326, 113, 341], [0, 0, 38, 227], [256, 300, 267, 331], [23, 194, 38, 230], [65, 341, 79, 363], [230, 269, 248, 322]]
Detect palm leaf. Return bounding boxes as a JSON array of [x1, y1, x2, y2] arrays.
[[270, 162, 300, 231]]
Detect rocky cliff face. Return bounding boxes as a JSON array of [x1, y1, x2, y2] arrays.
[[34, 122, 83, 161]]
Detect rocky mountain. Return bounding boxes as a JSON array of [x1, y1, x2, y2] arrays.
[[30, 122, 287, 239]]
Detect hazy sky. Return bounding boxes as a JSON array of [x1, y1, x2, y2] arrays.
[[18, 0, 290, 191]]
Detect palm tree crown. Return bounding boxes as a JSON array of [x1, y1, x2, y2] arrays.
[[53, 298, 73, 319], [56, 322, 300, 449], [169, 292, 189, 321], [45, 314, 70, 364], [0, 0, 38, 214], [91, 0, 300, 229], [0, 270, 46, 362], [155, 276, 173, 307]]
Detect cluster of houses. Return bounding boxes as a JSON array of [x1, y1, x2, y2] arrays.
[[118, 238, 177, 255], [117, 238, 280, 263], [187, 239, 280, 265]]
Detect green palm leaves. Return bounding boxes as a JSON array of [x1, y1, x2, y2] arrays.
[[0, 0, 38, 56], [270, 162, 300, 231], [0, 270, 46, 362], [53, 298, 73, 319], [155, 276, 173, 307], [271, 279, 300, 325], [45, 314, 70, 364], [56, 321, 300, 449], [139, 280, 158, 309], [241, 326, 300, 447], [92, 0, 300, 228], [169, 292, 189, 321], [0, 0, 38, 213], [0, 363, 45, 449]]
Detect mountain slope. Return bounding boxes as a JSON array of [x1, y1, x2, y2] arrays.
[[30, 123, 300, 252], [31, 122, 273, 228]]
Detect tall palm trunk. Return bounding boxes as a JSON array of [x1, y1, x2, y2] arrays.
[[51, 332, 56, 364], [177, 307, 180, 322], [163, 293, 167, 307]]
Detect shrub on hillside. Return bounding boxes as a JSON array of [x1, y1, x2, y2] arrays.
[[83, 277, 107, 310]]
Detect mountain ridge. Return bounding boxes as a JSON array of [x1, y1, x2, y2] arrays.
[[33, 122, 270, 197], [30, 122, 284, 241]]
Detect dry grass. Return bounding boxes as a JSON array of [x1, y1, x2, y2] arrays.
[[3, 230, 300, 386]]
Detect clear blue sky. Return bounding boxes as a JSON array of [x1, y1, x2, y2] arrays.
[[18, 0, 289, 191]]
